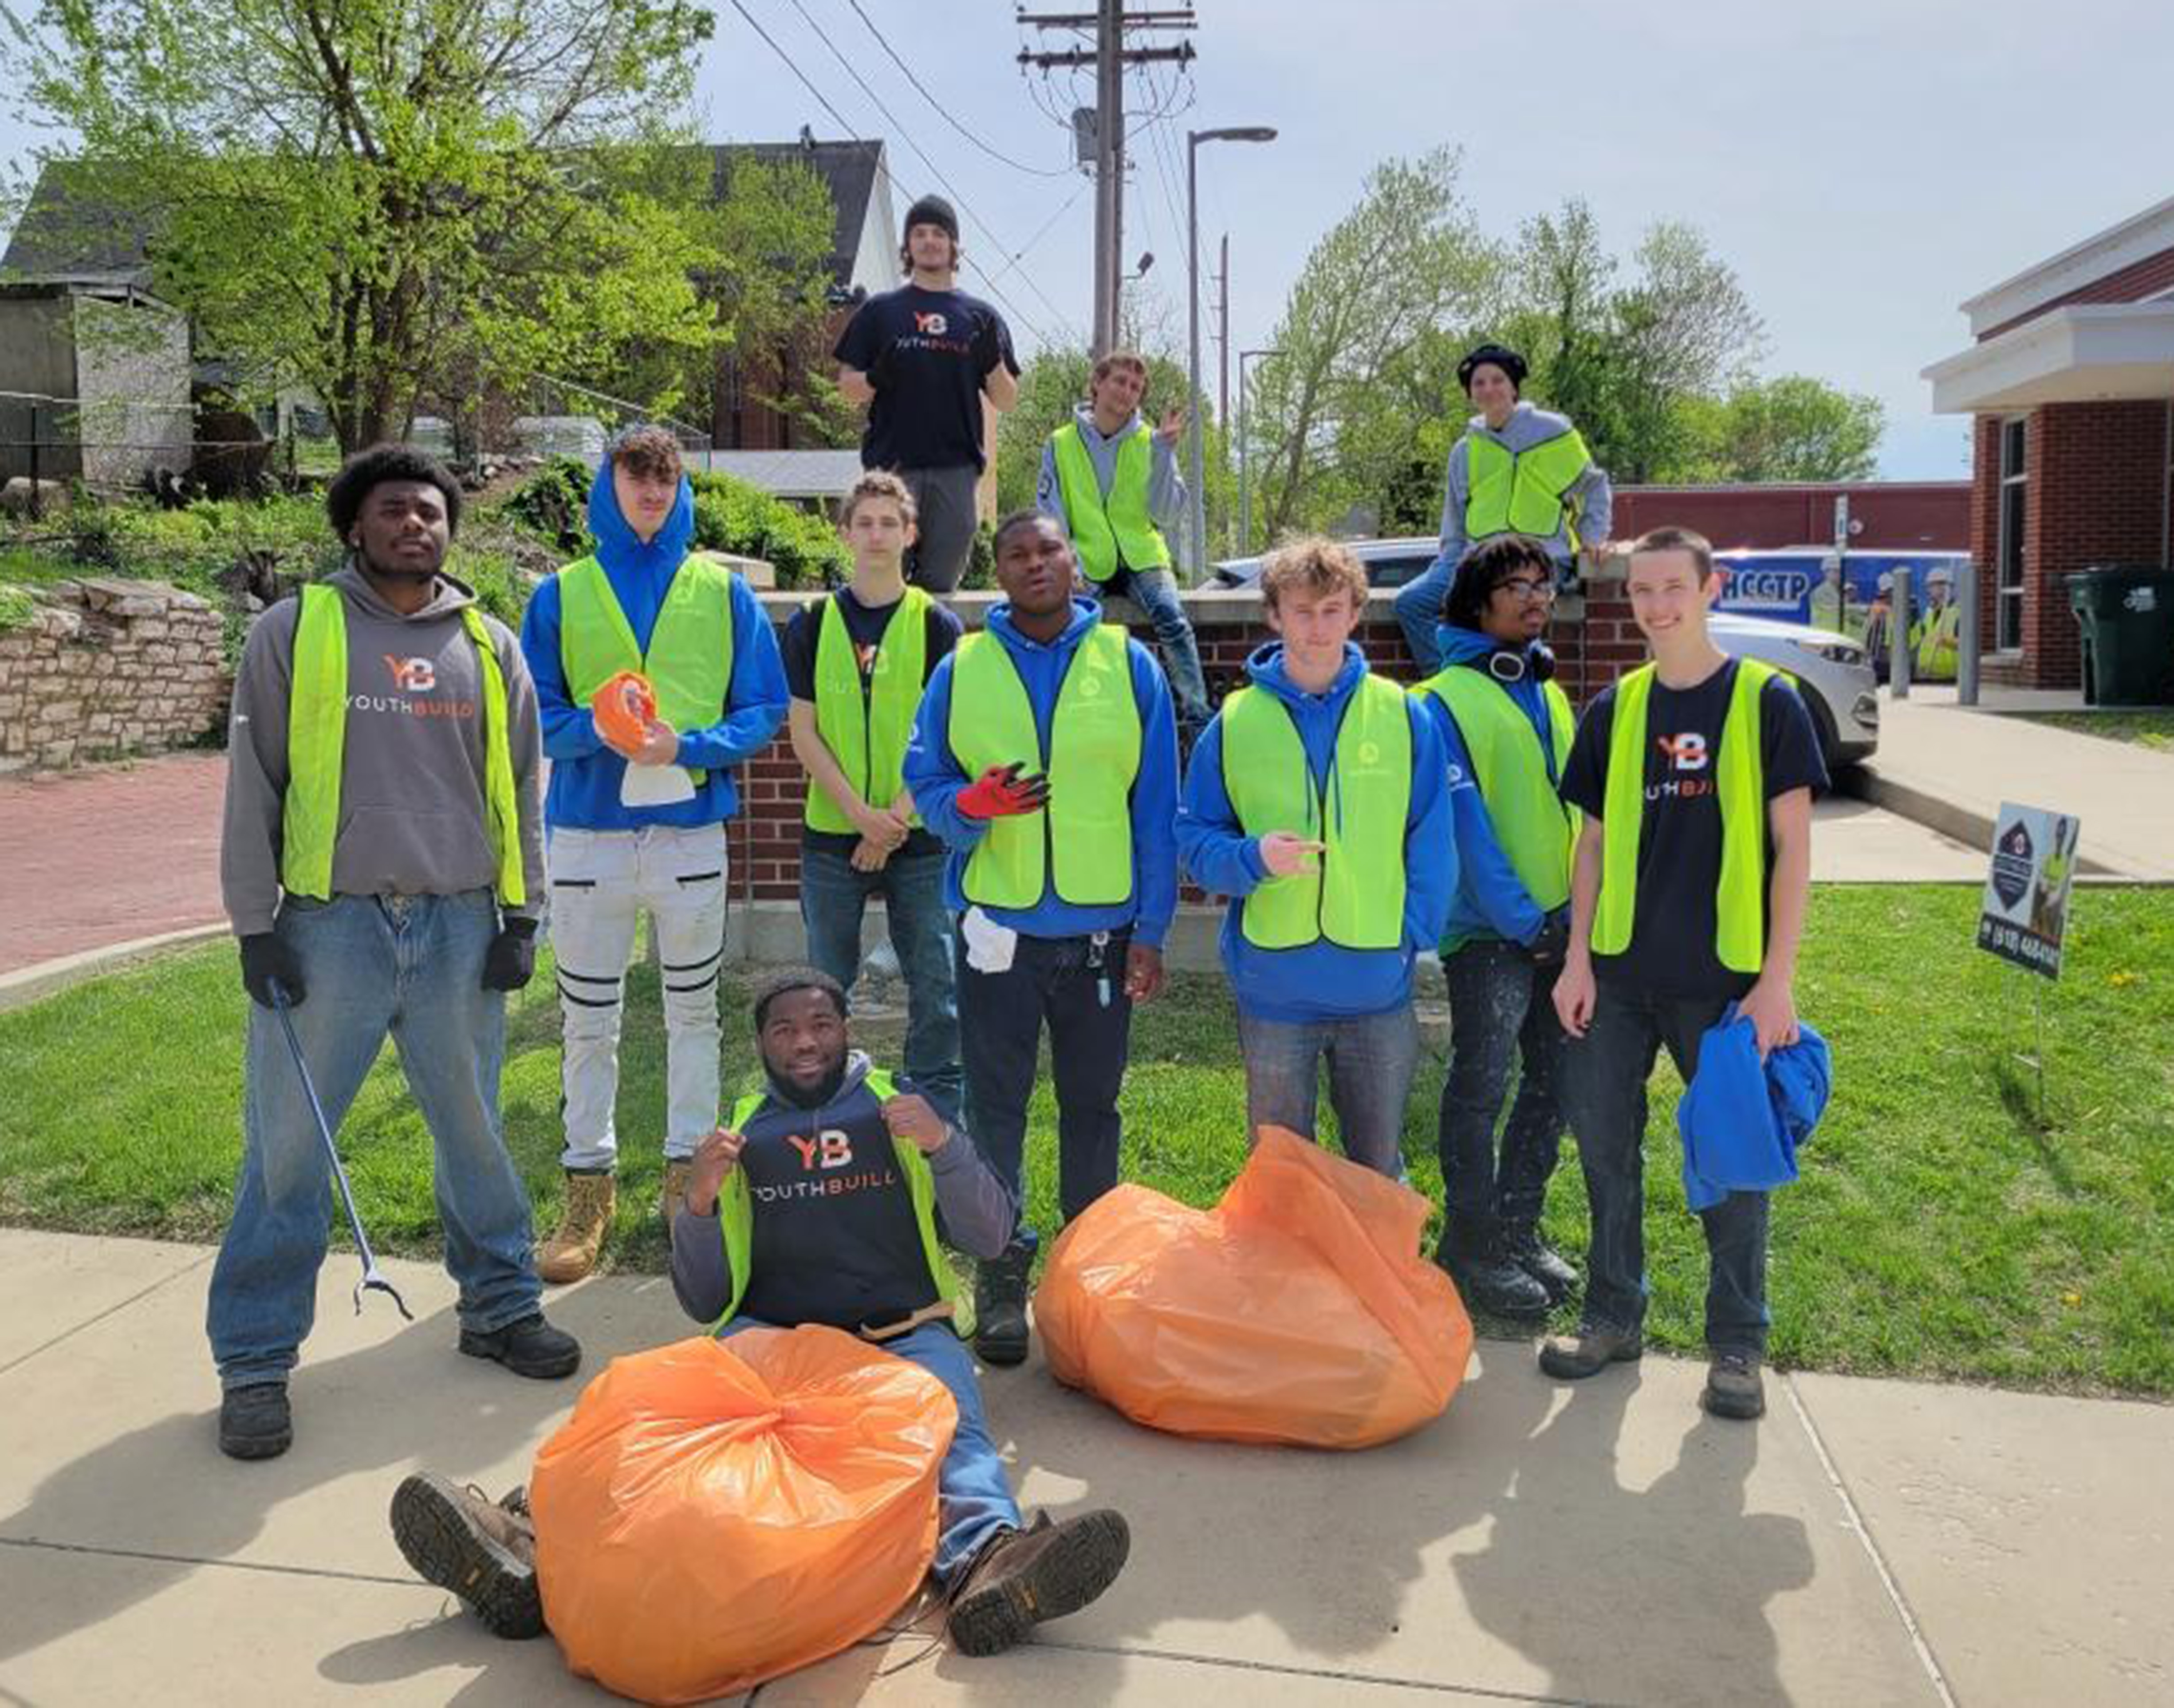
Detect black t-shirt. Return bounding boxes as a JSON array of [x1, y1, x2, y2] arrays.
[[1560, 659, 1827, 999], [782, 586, 963, 855], [833, 284, 1018, 472], [737, 1081, 933, 1333]]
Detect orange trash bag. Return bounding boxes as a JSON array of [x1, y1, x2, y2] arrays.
[[1037, 1127, 1473, 1449], [528, 1326, 959, 1704], [589, 669, 656, 752]]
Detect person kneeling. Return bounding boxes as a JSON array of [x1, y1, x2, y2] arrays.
[[389, 967, 1129, 1659]]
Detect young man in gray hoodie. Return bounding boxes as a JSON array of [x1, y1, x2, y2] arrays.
[[1394, 343, 1614, 672], [211, 446, 578, 1462], [1035, 349, 1213, 740]]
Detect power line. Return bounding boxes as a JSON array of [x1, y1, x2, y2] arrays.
[[768, 0, 1083, 345], [841, 0, 1072, 178], [981, 176, 1093, 287]]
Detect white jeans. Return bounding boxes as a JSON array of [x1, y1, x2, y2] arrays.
[[547, 824, 728, 1170]]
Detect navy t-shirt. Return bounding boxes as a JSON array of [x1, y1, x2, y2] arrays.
[[834, 284, 1018, 472], [783, 586, 963, 858], [1559, 659, 1827, 1000]]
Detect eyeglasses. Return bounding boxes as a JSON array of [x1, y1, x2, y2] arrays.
[[1496, 577, 1556, 602]]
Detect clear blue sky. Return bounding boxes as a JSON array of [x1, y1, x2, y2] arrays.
[[8, 0, 2171, 479]]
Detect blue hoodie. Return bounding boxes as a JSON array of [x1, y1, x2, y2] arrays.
[[903, 598, 1180, 948], [1677, 1005, 1831, 1212], [519, 463, 789, 830], [1177, 641, 1458, 1023], [1415, 624, 1568, 951]]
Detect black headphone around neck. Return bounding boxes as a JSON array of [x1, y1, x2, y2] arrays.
[[1470, 641, 1555, 684]]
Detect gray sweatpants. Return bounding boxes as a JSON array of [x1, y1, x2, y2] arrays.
[[899, 463, 982, 593]]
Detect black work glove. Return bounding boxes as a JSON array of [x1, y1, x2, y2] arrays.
[[481, 915, 540, 992], [1527, 906, 1571, 968], [239, 932, 304, 1009]]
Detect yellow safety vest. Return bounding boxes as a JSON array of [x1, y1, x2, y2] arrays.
[[558, 554, 735, 784], [805, 588, 931, 834], [946, 625, 1141, 908], [713, 1068, 972, 1338], [1465, 429, 1593, 547], [1414, 668, 1579, 914], [281, 582, 524, 905], [1051, 421, 1171, 584], [1593, 660, 1783, 974], [1220, 673, 1413, 950]]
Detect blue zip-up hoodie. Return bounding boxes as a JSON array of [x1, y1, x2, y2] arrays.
[[1177, 641, 1457, 1022], [903, 598, 1179, 947], [1415, 624, 1569, 951], [1677, 1005, 1831, 1212], [519, 463, 789, 830]]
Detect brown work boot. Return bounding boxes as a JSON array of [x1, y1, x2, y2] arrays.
[[390, 1472, 544, 1639], [1537, 1321, 1644, 1380], [536, 1170, 614, 1284], [658, 1158, 695, 1228], [1702, 1350, 1766, 1421], [948, 1509, 1130, 1657]]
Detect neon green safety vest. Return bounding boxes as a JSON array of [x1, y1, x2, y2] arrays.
[[712, 1068, 972, 1338], [1051, 420, 1171, 584], [1594, 659, 1784, 975], [1465, 429, 1593, 547], [947, 625, 1141, 908], [1414, 668, 1580, 917], [1220, 673, 1413, 950], [1912, 602, 1959, 681], [805, 587, 931, 834], [557, 554, 735, 784], [282, 582, 525, 906]]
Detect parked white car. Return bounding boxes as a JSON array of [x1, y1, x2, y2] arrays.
[[1210, 539, 1878, 769]]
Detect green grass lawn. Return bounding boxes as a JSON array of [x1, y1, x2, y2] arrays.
[[2013, 709, 2174, 753], [3, 888, 2170, 1394]]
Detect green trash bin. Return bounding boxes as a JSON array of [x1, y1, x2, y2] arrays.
[[2066, 566, 2174, 705]]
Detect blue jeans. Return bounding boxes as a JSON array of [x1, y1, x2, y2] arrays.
[[1099, 566, 1211, 733], [1236, 1004, 1420, 1177], [1438, 938, 1568, 1242], [799, 841, 962, 1124], [1560, 980, 1771, 1355], [1393, 554, 1457, 674], [208, 891, 543, 1390], [720, 1316, 1019, 1585]]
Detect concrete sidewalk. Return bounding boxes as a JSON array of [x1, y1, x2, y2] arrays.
[[1859, 689, 2174, 880], [2, 1230, 2168, 1706]]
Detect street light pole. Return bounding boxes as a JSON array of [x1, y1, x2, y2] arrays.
[[1239, 346, 1281, 557], [1188, 125, 1275, 582]]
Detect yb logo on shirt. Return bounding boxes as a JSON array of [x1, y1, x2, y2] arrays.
[[913, 311, 949, 336], [384, 655, 436, 693], [1655, 731, 1709, 772], [786, 1128, 854, 1171]]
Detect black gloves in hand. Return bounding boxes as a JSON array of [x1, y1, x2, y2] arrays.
[[239, 933, 304, 1009], [481, 916, 540, 992], [1527, 907, 1572, 967]]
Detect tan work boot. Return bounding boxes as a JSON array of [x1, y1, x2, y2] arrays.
[[536, 1170, 614, 1284], [659, 1158, 695, 1228]]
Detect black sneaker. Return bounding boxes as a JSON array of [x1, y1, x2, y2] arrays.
[[457, 1313, 582, 1380], [1501, 1225, 1581, 1305], [949, 1509, 1130, 1657], [390, 1472, 544, 1639], [973, 1247, 1031, 1368], [1437, 1244, 1552, 1318], [1537, 1322, 1644, 1380], [1703, 1350, 1766, 1421], [218, 1382, 293, 1461]]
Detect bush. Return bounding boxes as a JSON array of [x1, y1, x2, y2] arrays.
[[501, 456, 594, 556], [687, 471, 847, 588], [0, 582, 35, 633]]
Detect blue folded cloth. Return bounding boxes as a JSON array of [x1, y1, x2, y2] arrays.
[[1677, 1004, 1832, 1212]]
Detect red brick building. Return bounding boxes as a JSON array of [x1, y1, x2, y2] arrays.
[[1925, 197, 2174, 688], [1609, 481, 1969, 553]]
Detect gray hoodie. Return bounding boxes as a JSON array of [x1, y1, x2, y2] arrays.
[[220, 566, 545, 935], [1035, 403, 1187, 560], [1437, 401, 1614, 569]]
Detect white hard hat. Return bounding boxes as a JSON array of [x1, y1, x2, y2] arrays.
[[1876, 572, 1894, 592], [1926, 564, 1955, 585]]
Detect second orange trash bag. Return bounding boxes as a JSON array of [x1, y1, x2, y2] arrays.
[[528, 1326, 958, 1705], [1037, 1128, 1474, 1450]]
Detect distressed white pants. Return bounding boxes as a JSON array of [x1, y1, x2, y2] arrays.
[[547, 824, 728, 1171]]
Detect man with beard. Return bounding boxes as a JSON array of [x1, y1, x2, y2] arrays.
[[389, 968, 1131, 1659], [212, 445, 577, 1461]]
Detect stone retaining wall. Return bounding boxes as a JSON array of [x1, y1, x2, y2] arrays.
[[0, 579, 228, 771]]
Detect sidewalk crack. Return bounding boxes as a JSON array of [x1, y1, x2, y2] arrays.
[[0, 1248, 217, 1381]]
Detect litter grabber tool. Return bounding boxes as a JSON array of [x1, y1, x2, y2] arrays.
[[267, 980, 414, 1321]]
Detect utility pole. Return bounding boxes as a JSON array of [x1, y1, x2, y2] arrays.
[[1019, 7, 1196, 357], [1215, 232, 1229, 443]]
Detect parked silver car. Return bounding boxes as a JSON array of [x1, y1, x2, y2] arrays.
[[1209, 539, 1878, 769]]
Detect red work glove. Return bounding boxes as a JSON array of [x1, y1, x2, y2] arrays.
[[955, 762, 1051, 820]]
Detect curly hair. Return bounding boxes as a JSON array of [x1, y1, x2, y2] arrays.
[[1442, 534, 1555, 630], [750, 965, 849, 1032], [325, 445, 462, 541]]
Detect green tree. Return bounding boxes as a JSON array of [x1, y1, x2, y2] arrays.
[[2, 0, 830, 451], [1674, 375, 1886, 483]]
